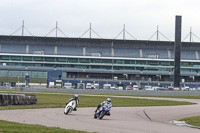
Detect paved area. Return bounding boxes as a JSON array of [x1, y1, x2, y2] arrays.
[[0, 97, 200, 133]]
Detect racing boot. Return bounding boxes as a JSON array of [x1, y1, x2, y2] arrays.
[[73, 107, 77, 111], [106, 112, 111, 116]]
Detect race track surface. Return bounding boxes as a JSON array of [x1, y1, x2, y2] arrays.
[[0, 97, 200, 133]]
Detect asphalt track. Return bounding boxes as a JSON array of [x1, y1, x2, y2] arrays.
[[0, 96, 200, 133]]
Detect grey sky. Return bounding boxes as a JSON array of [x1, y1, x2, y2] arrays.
[[0, 0, 200, 41]]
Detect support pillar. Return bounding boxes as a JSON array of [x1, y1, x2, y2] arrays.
[[174, 16, 182, 89]]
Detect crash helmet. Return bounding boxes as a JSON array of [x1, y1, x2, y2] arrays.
[[107, 98, 111, 103], [74, 94, 79, 97]]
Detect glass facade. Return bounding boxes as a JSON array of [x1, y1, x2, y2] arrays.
[[1, 54, 200, 73], [0, 70, 47, 77]]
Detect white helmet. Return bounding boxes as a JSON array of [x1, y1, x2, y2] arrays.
[[74, 94, 79, 97], [107, 98, 111, 103]]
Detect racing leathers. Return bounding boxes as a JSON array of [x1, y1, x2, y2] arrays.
[[66, 96, 79, 111], [95, 101, 112, 115]]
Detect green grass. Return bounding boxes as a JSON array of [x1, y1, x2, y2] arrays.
[[180, 116, 200, 127], [0, 76, 46, 83], [0, 120, 89, 133], [0, 91, 196, 110], [1, 89, 200, 99], [123, 95, 200, 99]]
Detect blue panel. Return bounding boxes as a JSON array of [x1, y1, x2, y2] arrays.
[[47, 70, 62, 82], [86, 46, 111, 57], [170, 50, 174, 59], [114, 48, 140, 58], [1, 44, 26, 54], [171, 49, 196, 60], [57, 45, 83, 56], [181, 50, 196, 60], [142, 48, 168, 59], [29, 44, 54, 55]]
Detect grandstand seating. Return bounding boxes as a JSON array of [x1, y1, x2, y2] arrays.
[[170, 50, 174, 59], [29, 44, 54, 55], [57, 45, 83, 56], [86, 46, 111, 57], [142, 48, 168, 59], [0, 43, 198, 60], [170, 49, 197, 60], [114, 48, 140, 58], [1, 44, 26, 54], [181, 50, 196, 60]]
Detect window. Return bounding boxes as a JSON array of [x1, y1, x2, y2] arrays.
[[79, 58, 90, 63], [1, 56, 9, 60], [101, 59, 112, 64], [113, 60, 124, 64], [101, 66, 112, 70], [147, 61, 158, 65], [33, 57, 44, 61], [45, 57, 55, 62], [68, 58, 78, 63], [136, 60, 146, 65], [113, 66, 123, 70], [124, 60, 131, 64], [57, 58, 66, 62], [10, 56, 21, 61], [22, 56, 32, 61], [159, 61, 170, 66], [181, 62, 192, 67], [91, 59, 101, 63]]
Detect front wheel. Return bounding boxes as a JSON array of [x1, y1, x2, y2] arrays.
[[64, 107, 71, 115], [94, 112, 97, 119], [99, 111, 106, 119]]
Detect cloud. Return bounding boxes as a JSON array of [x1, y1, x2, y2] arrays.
[[0, 0, 200, 41]]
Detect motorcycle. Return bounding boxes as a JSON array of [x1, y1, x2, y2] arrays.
[[64, 100, 78, 115], [94, 105, 111, 119]]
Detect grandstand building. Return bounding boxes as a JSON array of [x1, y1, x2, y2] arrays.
[[0, 35, 200, 87]]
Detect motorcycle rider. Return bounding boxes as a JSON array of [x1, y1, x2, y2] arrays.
[[66, 94, 79, 111], [95, 98, 112, 115]]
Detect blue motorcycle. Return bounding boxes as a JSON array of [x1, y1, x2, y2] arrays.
[[94, 105, 111, 119]]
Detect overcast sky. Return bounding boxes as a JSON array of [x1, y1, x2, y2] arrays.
[[0, 0, 200, 41]]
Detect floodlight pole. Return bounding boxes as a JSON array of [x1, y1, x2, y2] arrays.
[[174, 16, 182, 90], [90, 23, 91, 39], [56, 21, 58, 38], [22, 20, 24, 36], [190, 27, 192, 42], [123, 24, 125, 40], [157, 25, 159, 41]]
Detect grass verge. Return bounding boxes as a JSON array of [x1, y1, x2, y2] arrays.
[[1, 89, 200, 99], [0, 120, 89, 133], [0, 91, 196, 110], [180, 116, 200, 127]]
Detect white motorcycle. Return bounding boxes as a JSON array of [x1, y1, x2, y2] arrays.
[[64, 100, 78, 115]]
